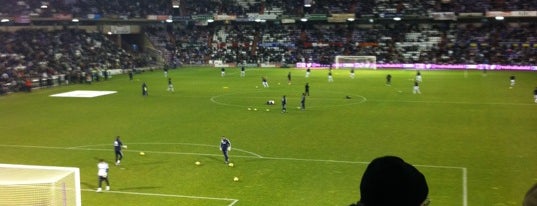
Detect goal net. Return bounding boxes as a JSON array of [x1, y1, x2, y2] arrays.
[[334, 56, 376, 69], [0, 164, 81, 206]]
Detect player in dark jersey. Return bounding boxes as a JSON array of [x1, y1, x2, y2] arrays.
[[413, 81, 421, 94], [220, 136, 231, 164], [167, 78, 174, 92], [510, 75, 515, 89], [114, 136, 124, 166], [281, 95, 287, 113], [287, 72, 292, 85], [305, 83, 310, 96], [533, 87, 537, 103], [300, 93, 306, 110], [262, 76, 269, 88], [142, 82, 148, 96]]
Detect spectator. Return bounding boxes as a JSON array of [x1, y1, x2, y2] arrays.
[[350, 156, 429, 206]]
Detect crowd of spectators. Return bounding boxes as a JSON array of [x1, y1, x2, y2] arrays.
[[1, 1, 537, 95], [0, 28, 151, 95], [2, 0, 537, 18], [146, 20, 535, 66]]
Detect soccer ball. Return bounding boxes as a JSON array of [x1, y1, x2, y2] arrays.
[[139, 152, 145, 156], [248, 108, 251, 111], [266, 109, 270, 111], [253, 108, 257, 111], [233, 177, 239, 182], [228, 163, 234, 167], [195, 161, 201, 165], [122, 145, 127, 149]]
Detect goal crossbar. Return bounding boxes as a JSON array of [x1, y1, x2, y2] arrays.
[[334, 55, 377, 69]]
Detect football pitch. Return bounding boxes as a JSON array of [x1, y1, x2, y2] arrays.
[[0, 67, 536, 206]]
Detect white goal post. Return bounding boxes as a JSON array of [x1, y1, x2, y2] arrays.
[[334, 56, 377, 69], [0, 164, 81, 206]]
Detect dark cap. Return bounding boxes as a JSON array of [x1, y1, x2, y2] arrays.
[[524, 184, 537, 206], [359, 156, 428, 206]]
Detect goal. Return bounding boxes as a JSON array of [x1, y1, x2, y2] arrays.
[[334, 56, 376, 69], [0, 164, 81, 206]]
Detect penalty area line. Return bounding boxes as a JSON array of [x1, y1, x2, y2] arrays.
[[82, 189, 239, 206]]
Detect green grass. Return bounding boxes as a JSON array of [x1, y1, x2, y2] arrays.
[[0, 67, 536, 206]]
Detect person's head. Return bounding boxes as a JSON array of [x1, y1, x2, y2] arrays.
[[352, 156, 429, 206], [116, 136, 120, 140], [524, 183, 537, 206]]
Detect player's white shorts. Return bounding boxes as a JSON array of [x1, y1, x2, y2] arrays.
[[413, 86, 421, 94]]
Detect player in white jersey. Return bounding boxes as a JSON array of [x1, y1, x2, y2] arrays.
[[510, 75, 515, 89], [97, 159, 110, 192], [415, 71, 422, 83]]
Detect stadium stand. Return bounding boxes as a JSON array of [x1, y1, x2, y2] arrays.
[[1, 0, 536, 94]]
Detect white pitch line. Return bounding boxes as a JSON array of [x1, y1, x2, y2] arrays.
[[70, 143, 264, 158], [369, 99, 535, 106], [462, 167, 468, 206], [81, 189, 239, 206]]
